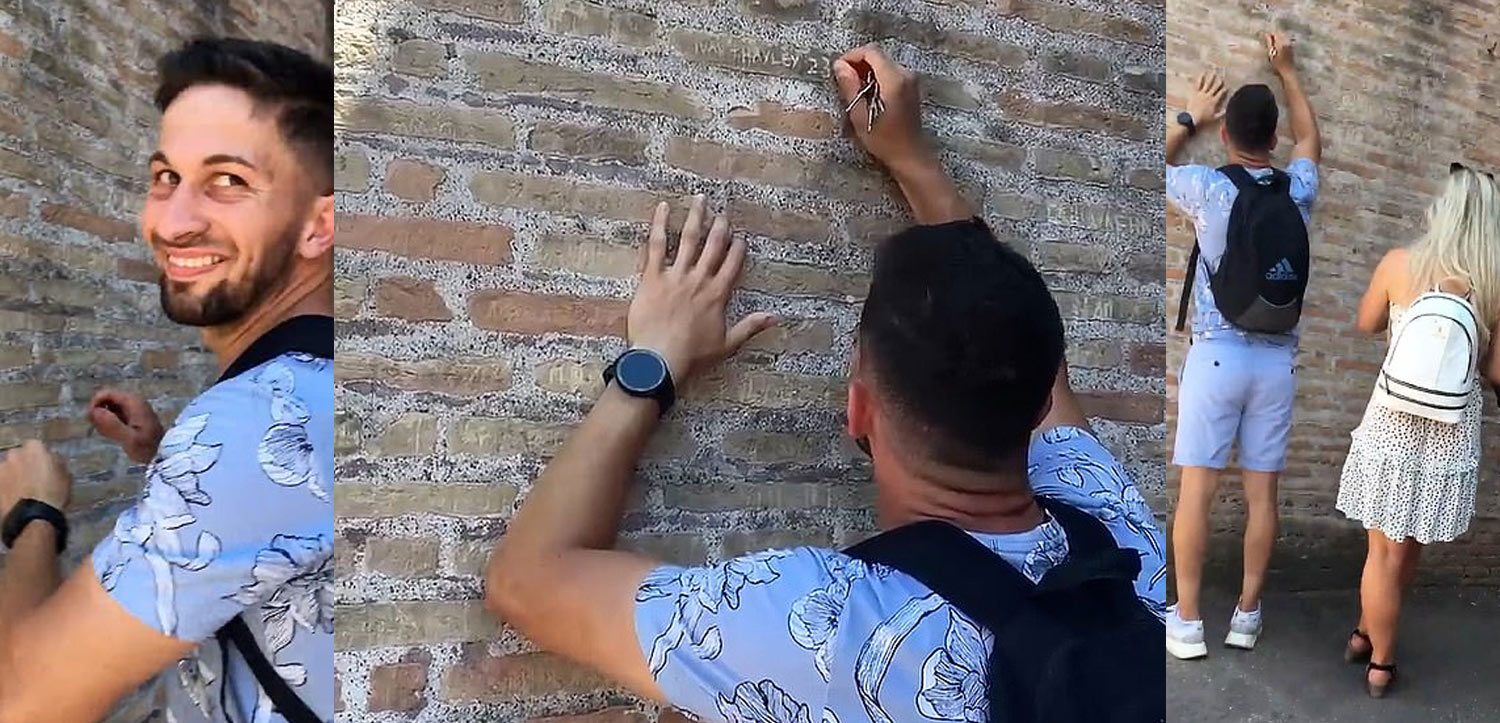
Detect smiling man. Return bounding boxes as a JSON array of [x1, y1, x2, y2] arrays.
[[0, 38, 334, 723]]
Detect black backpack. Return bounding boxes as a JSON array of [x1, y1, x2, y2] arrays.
[[1175, 164, 1310, 334], [843, 497, 1165, 723]]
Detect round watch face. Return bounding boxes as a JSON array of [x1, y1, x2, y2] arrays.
[[616, 349, 667, 393]]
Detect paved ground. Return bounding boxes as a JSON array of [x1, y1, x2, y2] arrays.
[[1168, 584, 1500, 722]]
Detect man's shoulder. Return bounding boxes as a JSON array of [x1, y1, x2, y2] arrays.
[[186, 352, 332, 419]]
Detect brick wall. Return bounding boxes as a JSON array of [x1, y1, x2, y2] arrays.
[[333, 0, 1163, 719], [1165, 0, 1500, 588], [0, 0, 330, 719]]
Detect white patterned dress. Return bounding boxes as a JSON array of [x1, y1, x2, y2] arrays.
[[1336, 305, 1485, 544], [91, 352, 334, 722], [633, 426, 1164, 723]]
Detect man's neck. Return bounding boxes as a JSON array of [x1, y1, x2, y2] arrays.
[[874, 459, 1044, 534], [203, 266, 333, 376], [1227, 148, 1273, 168]]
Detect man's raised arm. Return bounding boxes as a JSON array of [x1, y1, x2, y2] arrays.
[[1267, 33, 1320, 164]]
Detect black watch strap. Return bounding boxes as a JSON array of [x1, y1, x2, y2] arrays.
[[1177, 111, 1197, 136], [603, 351, 676, 416], [1, 498, 68, 553]]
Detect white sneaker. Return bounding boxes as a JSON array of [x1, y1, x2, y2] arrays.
[[1224, 605, 1262, 650], [1166, 605, 1208, 660]]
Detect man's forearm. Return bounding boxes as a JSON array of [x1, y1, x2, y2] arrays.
[[1165, 122, 1192, 166], [888, 154, 975, 225], [500, 386, 659, 557], [1277, 69, 1319, 149], [0, 524, 60, 653]]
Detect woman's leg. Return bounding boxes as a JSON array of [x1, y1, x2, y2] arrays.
[[1364, 532, 1419, 685]]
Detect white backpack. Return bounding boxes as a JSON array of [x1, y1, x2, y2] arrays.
[[1374, 290, 1481, 423]]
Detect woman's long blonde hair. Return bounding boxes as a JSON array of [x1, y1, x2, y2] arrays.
[[1407, 165, 1500, 347]]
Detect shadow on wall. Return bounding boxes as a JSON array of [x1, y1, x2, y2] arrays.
[[1163, 0, 1500, 589]]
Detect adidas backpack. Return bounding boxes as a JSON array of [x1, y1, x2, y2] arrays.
[[1374, 290, 1482, 423], [1175, 165, 1310, 334]]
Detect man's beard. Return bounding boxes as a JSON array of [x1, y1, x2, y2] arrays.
[[157, 226, 299, 327]]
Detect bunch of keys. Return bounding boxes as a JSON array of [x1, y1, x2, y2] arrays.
[[844, 69, 885, 133]]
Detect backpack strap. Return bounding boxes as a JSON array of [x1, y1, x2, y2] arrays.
[[1032, 499, 1142, 595], [1219, 164, 1289, 193], [1176, 242, 1201, 333], [216, 616, 322, 723], [843, 519, 1034, 631]]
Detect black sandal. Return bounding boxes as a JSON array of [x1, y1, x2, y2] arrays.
[[1366, 661, 1397, 698], [1344, 629, 1372, 663]]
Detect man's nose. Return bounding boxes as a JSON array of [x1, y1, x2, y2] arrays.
[[153, 186, 211, 241]]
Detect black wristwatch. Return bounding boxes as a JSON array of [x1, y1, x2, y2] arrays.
[[603, 348, 676, 416], [1176, 111, 1197, 136], [1, 498, 68, 553]]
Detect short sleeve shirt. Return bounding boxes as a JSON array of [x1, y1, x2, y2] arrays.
[[91, 351, 335, 723], [633, 426, 1165, 723], [1167, 158, 1320, 349]]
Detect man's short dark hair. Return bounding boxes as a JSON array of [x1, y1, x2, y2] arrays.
[[1224, 84, 1279, 153], [155, 37, 334, 194], [857, 220, 1065, 473]]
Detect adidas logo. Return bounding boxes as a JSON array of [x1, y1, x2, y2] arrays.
[[1265, 258, 1299, 282]]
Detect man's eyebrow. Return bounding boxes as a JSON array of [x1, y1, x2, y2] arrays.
[[149, 151, 169, 165], [203, 154, 258, 170]]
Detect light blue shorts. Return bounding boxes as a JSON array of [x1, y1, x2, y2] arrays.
[[1173, 339, 1297, 472]]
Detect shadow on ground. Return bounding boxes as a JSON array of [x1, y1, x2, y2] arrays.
[[1168, 584, 1500, 722]]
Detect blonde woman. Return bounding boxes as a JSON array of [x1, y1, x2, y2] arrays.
[[1336, 163, 1500, 698]]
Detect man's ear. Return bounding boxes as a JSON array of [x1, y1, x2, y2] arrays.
[[1219, 123, 1230, 148], [298, 193, 335, 260]]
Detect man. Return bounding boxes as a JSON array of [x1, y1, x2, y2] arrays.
[[1164, 32, 1321, 660], [486, 44, 1164, 721], [0, 38, 334, 722]]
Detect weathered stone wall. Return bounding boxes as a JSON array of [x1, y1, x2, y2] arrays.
[[333, 0, 1163, 719], [1165, 0, 1500, 588]]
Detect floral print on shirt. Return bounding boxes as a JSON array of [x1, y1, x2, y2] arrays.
[[634, 426, 1165, 723], [92, 353, 334, 723]]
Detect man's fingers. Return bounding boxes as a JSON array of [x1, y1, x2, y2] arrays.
[[837, 43, 903, 88], [832, 58, 864, 107], [712, 234, 750, 295], [673, 194, 707, 272], [643, 201, 668, 275], [696, 215, 731, 279], [725, 313, 778, 355], [88, 406, 131, 439]]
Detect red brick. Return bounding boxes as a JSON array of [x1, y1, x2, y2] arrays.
[[336, 354, 513, 395], [0, 29, 22, 58], [468, 291, 628, 337], [1079, 391, 1163, 424], [141, 349, 178, 371], [727, 101, 838, 139], [369, 650, 431, 712], [385, 159, 446, 201], [373, 276, 453, 322], [441, 648, 611, 702], [338, 215, 514, 266], [40, 203, 135, 243]]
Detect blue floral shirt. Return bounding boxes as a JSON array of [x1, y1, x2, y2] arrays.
[[92, 353, 335, 723], [634, 426, 1165, 723], [1167, 157, 1319, 349]]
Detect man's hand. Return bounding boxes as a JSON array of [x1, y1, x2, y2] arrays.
[[628, 195, 776, 386], [87, 389, 164, 465], [1266, 32, 1296, 76], [0, 440, 72, 517], [831, 43, 931, 173], [1186, 71, 1227, 129]]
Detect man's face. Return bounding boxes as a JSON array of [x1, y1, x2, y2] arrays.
[[142, 84, 313, 327]]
